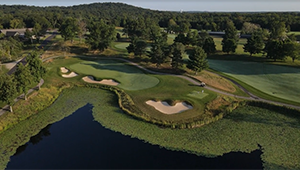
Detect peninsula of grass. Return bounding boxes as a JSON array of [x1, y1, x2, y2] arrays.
[[208, 59, 300, 106]]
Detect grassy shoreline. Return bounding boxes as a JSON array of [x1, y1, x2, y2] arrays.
[[1, 87, 299, 170]]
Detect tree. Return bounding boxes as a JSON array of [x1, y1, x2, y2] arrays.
[[59, 17, 79, 43], [284, 41, 300, 62], [167, 19, 178, 33], [14, 63, 34, 100], [135, 40, 147, 57], [222, 38, 237, 54], [188, 47, 208, 74], [171, 42, 185, 69], [244, 31, 265, 56], [264, 40, 286, 61], [203, 37, 216, 55], [25, 28, 34, 44], [174, 33, 186, 45], [148, 39, 169, 68], [241, 22, 261, 35], [270, 21, 287, 40], [179, 21, 191, 33], [26, 51, 46, 83], [222, 20, 239, 54], [10, 18, 25, 29], [126, 37, 147, 57], [77, 19, 87, 43], [0, 75, 17, 112], [86, 20, 116, 52]]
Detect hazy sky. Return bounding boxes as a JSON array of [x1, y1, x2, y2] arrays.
[[1, 0, 300, 12]]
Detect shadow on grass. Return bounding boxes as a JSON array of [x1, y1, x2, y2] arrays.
[[226, 101, 300, 129]]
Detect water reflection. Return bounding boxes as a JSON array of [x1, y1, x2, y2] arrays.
[[7, 104, 263, 169], [14, 125, 51, 156]]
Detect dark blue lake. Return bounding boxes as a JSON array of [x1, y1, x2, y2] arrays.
[[6, 104, 263, 169]]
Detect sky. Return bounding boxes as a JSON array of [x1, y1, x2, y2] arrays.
[[0, 0, 300, 12]]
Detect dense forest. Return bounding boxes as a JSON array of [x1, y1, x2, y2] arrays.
[[1, 2, 300, 31]]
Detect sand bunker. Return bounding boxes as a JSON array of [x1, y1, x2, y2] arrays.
[[82, 76, 119, 86], [60, 67, 69, 73], [62, 72, 78, 78], [146, 100, 193, 114]]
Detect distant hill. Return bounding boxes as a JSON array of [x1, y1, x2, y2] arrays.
[[1, 2, 300, 31]]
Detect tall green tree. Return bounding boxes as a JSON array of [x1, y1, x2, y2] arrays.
[[148, 43, 166, 68], [86, 20, 116, 52], [188, 47, 208, 74], [0, 75, 17, 112], [284, 41, 300, 62], [171, 42, 185, 69], [203, 37, 216, 55], [222, 20, 239, 54], [77, 19, 87, 43], [59, 17, 79, 43], [270, 21, 287, 40], [244, 31, 265, 56], [174, 33, 187, 45], [9, 18, 25, 29], [14, 63, 34, 100], [264, 40, 286, 61], [126, 37, 147, 57], [26, 51, 46, 83], [148, 36, 169, 68]]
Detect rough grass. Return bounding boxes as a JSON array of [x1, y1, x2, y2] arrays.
[[191, 70, 237, 93], [69, 59, 159, 91], [208, 59, 300, 104]]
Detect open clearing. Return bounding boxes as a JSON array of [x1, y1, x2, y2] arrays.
[[70, 59, 159, 91], [209, 59, 300, 102]]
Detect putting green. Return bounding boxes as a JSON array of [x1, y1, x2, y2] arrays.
[[208, 59, 300, 102], [70, 59, 159, 91]]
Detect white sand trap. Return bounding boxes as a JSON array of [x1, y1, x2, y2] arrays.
[[60, 67, 69, 73], [62, 72, 78, 78], [82, 76, 119, 86], [146, 100, 193, 114]]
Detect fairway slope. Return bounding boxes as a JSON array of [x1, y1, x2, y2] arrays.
[[209, 59, 300, 103]]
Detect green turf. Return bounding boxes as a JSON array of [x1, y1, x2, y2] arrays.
[[114, 42, 130, 50], [187, 90, 209, 99], [69, 59, 160, 91], [127, 74, 217, 122], [208, 59, 300, 103]]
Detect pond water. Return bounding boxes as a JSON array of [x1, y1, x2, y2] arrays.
[[6, 104, 263, 169]]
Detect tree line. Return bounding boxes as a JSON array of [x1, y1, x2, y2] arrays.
[[2, 3, 300, 32]]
